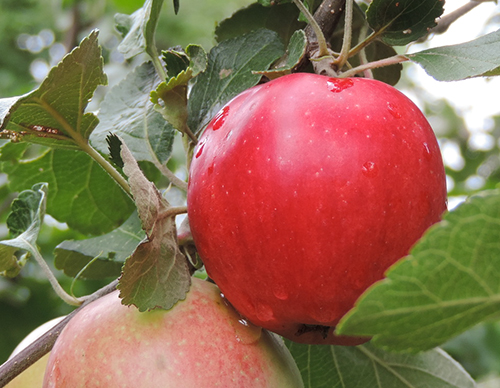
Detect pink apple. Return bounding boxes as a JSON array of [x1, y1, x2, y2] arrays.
[[187, 73, 447, 345], [4, 317, 64, 388], [43, 277, 303, 387]]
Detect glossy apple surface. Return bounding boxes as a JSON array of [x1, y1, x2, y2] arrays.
[[43, 277, 303, 388], [187, 73, 447, 345]]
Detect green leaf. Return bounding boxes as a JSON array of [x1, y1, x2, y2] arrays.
[[338, 190, 500, 352], [90, 61, 175, 166], [173, 0, 179, 14], [285, 341, 475, 388], [443, 321, 500, 380], [254, 30, 307, 79], [408, 29, 500, 81], [366, 0, 444, 46], [162, 48, 190, 78], [188, 28, 285, 135], [115, 0, 164, 59], [0, 31, 107, 148], [161, 45, 206, 79], [150, 69, 192, 132], [0, 183, 47, 277], [186, 45, 207, 77], [215, 2, 303, 46], [2, 149, 135, 235], [54, 212, 145, 280], [117, 139, 191, 311]]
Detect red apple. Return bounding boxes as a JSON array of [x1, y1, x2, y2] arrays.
[[42, 277, 303, 387], [187, 73, 447, 345]]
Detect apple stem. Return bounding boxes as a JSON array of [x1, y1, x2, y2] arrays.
[[339, 54, 408, 78], [357, 24, 374, 79], [292, 0, 331, 58], [333, 0, 354, 70], [26, 241, 85, 306]]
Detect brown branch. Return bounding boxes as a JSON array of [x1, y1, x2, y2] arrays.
[[296, 0, 346, 71], [305, 0, 346, 48], [0, 280, 118, 386], [418, 0, 492, 42]]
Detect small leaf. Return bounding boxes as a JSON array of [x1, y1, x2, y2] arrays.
[[150, 69, 192, 132], [188, 29, 285, 135], [338, 190, 500, 352], [115, 0, 164, 59], [54, 212, 145, 280], [2, 149, 135, 235], [408, 29, 500, 81], [106, 133, 124, 169], [0, 31, 107, 148], [117, 138, 191, 311], [285, 341, 475, 388], [162, 48, 190, 78], [366, 0, 444, 46], [173, 0, 179, 14], [0, 183, 47, 277], [90, 62, 175, 166], [161, 45, 206, 79], [254, 30, 307, 79], [186, 45, 207, 77]]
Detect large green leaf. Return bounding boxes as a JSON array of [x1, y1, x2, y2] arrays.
[[115, 0, 164, 59], [285, 341, 475, 388], [338, 190, 500, 352], [54, 212, 144, 280], [90, 61, 175, 165], [366, 0, 444, 46], [117, 139, 191, 311], [215, 2, 303, 46], [0, 31, 106, 149], [0, 183, 47, 277], [408, 29, 500, 81], [2, 149, 135, 235], [187, 28, 285, 135]]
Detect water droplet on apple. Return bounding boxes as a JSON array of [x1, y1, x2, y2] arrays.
[[256, 303, 274, 322], [387, 102, 402, 119], [212, 106, 230, 131], [273, 285, 289, 300], [422, 142, 432, 160], [361, 161, 378, 177], [195, 141, 205, 158], [326, 78, 354, 93], [234, 319, 263, 345]]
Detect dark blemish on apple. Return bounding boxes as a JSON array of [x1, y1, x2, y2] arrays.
[[326, 78, 354, 93], [295, 324, 330, 339], [212, 106, 230, 131]]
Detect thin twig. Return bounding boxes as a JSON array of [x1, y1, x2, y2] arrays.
[[339, 54, 409, 78], [0, 280, 118, 386], [333, 0, 354, 69], [420, 0, 491, 40]]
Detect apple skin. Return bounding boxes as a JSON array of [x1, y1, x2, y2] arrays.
[[42, 277, 303, 388], [4, 317, 65, 388], [187, 73, 447, 345]]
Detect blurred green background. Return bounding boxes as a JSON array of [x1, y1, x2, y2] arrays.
[[1, 1, 500, 385]]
